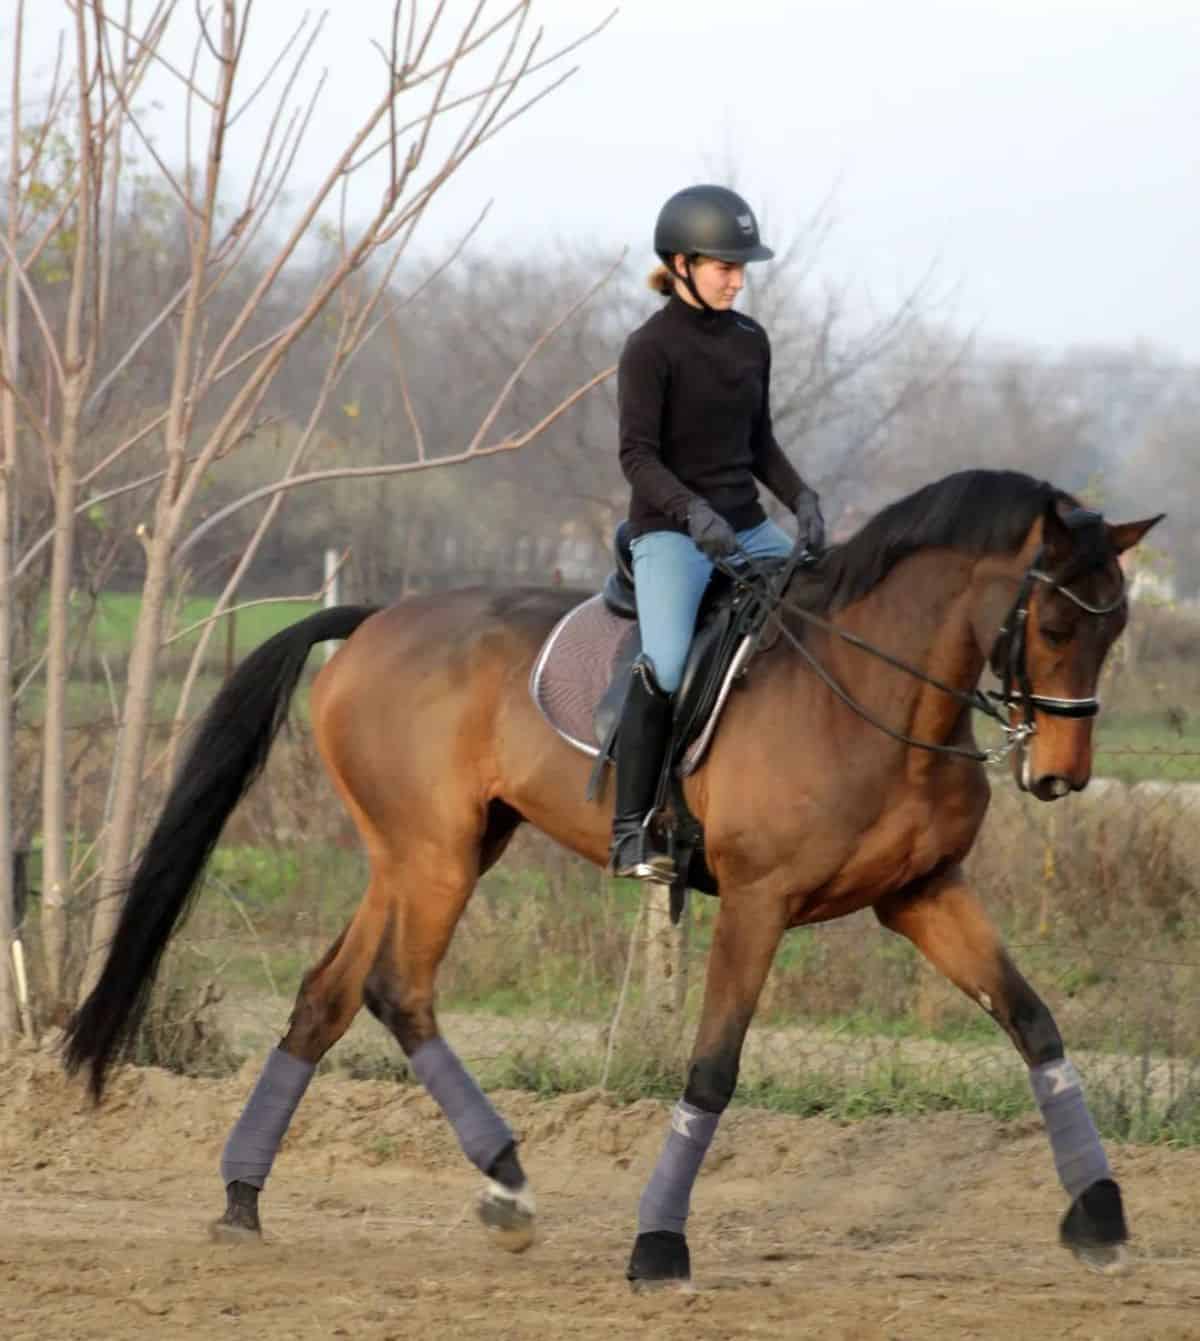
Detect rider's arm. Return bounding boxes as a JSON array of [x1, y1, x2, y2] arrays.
[[618, 331, 696, 524], [749, 339, 809, 510]]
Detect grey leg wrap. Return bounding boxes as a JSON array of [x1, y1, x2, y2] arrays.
[[220, 1047, 315, 1189], [1029, 1058, 1111, 1200], [409, 1037, 514, 1175], [638, 1100, 720, 1236]]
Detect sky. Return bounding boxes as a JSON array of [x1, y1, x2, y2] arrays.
[[7, 0, 1199, 358]]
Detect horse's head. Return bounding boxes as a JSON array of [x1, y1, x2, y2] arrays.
[[985, 500, 1162, 801]]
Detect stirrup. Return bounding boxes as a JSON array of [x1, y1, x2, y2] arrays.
[[610, 824, 676, 882]]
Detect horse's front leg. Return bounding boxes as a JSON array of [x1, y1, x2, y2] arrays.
[[627, 885, 789, 1288], [876, 863, 1128, 1274]]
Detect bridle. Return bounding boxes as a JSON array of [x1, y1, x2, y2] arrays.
[[715, 533, 1127, 768], [987, 552, 1127, 724]]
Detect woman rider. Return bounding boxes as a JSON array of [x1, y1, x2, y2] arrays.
[[610, 184, 826, 881]]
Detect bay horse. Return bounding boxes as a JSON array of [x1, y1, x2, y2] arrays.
[[65, 469, 1161, 1284]]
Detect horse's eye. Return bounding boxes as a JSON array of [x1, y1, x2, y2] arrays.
[[1040, 627, 1072, 647]]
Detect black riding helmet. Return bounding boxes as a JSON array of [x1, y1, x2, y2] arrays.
[[654, 184, 774, 266]]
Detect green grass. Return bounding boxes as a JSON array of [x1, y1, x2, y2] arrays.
[[1092, 714, 1200, 782], [787, 1007, 1003, 1048], [972, 708, 1200, 782], [479, 1047, 1200, 1145], [87, 591, 323, 657], [109, 827, 1200, 1148], [24, 592, 325, 722], [34, 587, 1200, 781]]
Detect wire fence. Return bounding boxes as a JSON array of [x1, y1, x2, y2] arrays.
[[96, 738, 1193, 1143], [17, 698, 1200, 1144]]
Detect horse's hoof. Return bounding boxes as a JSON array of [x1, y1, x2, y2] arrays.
[[209, 1180, 263, 1244], [477, 1178, 536, 1253], [626, 1230, 691, 1290], [208, 1216, 264, 1245], [1061, 1178, 1129, 1275], [1070, 1240, 1130, 1275]]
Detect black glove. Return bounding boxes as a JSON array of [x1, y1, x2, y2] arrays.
[[791, 487, 826, 554], [686, 499, 738, 561]]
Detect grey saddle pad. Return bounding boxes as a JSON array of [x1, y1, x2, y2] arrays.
[[529, 594, 748, 775], [529, 595, 632, 758]]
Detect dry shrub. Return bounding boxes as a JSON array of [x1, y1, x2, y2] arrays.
[[131, 974, 238, 1079]]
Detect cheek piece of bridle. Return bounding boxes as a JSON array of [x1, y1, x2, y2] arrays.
[[987, 540, 1127, 734]]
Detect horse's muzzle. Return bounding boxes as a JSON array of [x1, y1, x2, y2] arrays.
[[1015, 742, 1092, 801], [1026, 772, 1079, 802]]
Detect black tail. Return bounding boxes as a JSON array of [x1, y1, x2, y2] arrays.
[[63, 604, 378, 1100]]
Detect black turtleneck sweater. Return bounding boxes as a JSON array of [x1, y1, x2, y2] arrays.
[[617, 294, 807, 538]]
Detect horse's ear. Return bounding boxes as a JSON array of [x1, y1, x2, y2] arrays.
[[1108, 514, 1165, 554], [1041, 497, 1101, 558]]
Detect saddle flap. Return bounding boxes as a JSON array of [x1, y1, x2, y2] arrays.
[[530, 572, 780, 777], [593, 623, 641, 745], [602, 571, 637, 620]]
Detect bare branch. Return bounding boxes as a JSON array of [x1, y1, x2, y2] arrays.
[[14, 464, 177, 580], [194, 0, 228, 69], [96, 21, 193, 212], [164, 580, 342, 649], [178, 362, 616, 559], [98, 1, 216, 107], [0, 365, 56, 458], [467, 250, 624, 452], [349, 7, 615, 178], [394, 350, 426, 463], [0, 230, 66, 391], [84, 278, 191, 419], [166, 302, 364, 748], [226, 15, 325, 232]]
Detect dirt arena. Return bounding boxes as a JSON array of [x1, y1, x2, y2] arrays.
[[2, 1050, 1199, 1340]]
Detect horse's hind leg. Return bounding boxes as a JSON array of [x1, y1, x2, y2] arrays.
[[361, 846, 536, 1253], [876, 864, 1128, 1274], [211, 890, 388, 1242]]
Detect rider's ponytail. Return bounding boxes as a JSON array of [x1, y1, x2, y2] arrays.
[[646, 263, 674, 297]]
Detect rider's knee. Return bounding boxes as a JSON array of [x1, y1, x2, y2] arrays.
[[649, 652, 685, 695]]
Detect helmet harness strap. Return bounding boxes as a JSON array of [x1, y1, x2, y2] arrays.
[[679, 255, 714, 313]]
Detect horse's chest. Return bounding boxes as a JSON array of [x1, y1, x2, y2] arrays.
[[815, 794, 984, 914]]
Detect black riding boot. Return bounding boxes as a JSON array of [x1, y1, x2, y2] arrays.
[[609, 656, 676, 881]]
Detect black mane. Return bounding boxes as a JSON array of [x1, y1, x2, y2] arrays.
[[814, 469, 1072, 612]]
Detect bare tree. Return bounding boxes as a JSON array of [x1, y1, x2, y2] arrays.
[[0, 0, 613, 1022]]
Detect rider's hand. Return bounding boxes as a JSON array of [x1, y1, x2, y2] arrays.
[[791, 487, 826, 554], [686, 500, 738, 561]]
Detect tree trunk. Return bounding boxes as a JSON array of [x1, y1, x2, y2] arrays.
[[40, 398, 80, 1008], [0, 458, 18, 1042], [79, 527, 173, 1000], [0, 14, 23, 1041]]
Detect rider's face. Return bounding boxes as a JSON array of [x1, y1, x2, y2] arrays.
[[673, 255, 745, 310]]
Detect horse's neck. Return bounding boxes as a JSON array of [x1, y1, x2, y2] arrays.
[[828, 550, 985, 730]]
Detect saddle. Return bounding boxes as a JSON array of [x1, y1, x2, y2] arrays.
[[592, 522, 785, 776], [530, 521, 803, 898]]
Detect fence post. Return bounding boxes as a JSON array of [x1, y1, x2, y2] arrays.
[[323, 547, 341, 663], [643, 881, 689, 1026]]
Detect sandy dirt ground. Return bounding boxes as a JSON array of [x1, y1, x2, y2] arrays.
[[2, 1050, 1200, 1341]]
